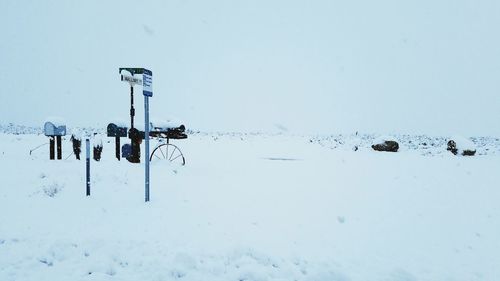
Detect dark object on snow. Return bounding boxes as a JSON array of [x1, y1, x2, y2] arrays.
[[372, 141, 399, 152], [49, 137, 55, 160], [149, 124, 187, 139], [107, 123, 128, 160], [462, 150, 476, 156], [71, 135, 81, 160], [127, 128, 142, 163], [93, 144, 103, 161], [107, 123, 128, 138], [122, 143, 132, 158], [447, 140, 458, 155], [447, 140, 476, 156]]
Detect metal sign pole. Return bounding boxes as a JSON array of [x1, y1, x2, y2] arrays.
[[144, 96, 150, 202], [130, 85, 135, 129], [86, 139, 90, 196], [143, 69, 153, 202]]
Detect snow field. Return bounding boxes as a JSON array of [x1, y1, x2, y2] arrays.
[[1, 132, 500, 281]]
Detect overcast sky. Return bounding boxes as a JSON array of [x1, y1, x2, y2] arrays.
[[1, 0, 499, 135]]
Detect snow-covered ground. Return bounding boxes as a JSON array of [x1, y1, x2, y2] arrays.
[[1, 128, 500, 281]]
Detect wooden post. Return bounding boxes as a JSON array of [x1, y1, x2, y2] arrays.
[[49, 136, 55, 160], [115, 136, 120, 160], [56, 136, 62, 160]]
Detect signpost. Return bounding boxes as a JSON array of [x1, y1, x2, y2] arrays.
[[119, 67, 153, 202], [143, 69, 153, 202], [86, 139, 90, 196]]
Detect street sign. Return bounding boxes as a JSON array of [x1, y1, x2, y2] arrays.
[[121, 74, 142, 85], [143, 69, 153, 97]]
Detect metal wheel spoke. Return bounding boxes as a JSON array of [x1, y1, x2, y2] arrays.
[[159, 145, 166, 159], [169, 147, 177, 160], [150, 143, 185, 165], [170, 154, 183, 162]]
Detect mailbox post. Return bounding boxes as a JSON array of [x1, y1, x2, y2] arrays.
[[49, 137, 55, 160], [107, 123, 128, 160], [56, 136, 62, 160]]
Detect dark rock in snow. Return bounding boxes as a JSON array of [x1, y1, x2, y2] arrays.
[[447, 140, 458, 155], [462, 149, 476, 156], [447, 137, 476, 156], [372, 140, 399, 152]]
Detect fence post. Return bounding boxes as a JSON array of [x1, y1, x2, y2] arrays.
[[115, 136, 120, 160], [86, 139, 90, 196], [49, 137, 55, 160], [56, 136, 62, 160]]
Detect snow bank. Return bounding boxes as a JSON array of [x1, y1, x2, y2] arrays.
[[151, 117, 184, 130], [1, 132, 500, 281], [447, 135, 477, 156], [449, 135, 476, 152], [92, 134, 103, 147], [68, 127, 86, 140]]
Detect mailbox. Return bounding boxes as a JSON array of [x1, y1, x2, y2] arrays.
[[122, 143, 132, 158], [44, 122, 67, 137], [107, 123, 128, 138], [126, 128, 143, 163], [107, 123, 128, 160], [43, 121, 67, 160]]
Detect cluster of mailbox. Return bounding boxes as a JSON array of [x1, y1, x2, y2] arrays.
[[43, 121, 186, 163], [43, 121, 129, 162], [106, 123, 187, 163], [43, 121, 101, 161]]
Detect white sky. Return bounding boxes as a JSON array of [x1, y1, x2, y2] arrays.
[[1, 0, 499, 135]]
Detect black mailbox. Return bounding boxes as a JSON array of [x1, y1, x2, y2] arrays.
[[107, 123, 128, 138], [122, 143, 132, 158], [43, 121, 66, 160], [107, 123, 128, 160]]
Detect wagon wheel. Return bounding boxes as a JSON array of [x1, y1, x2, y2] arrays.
[[149, 143, 185, 165]]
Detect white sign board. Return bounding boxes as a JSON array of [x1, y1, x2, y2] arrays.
[[143, 69, 153, 97], [121, 74, 142, 85]]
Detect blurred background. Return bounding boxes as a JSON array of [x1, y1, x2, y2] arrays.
[[1, 0, 499, 135]]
